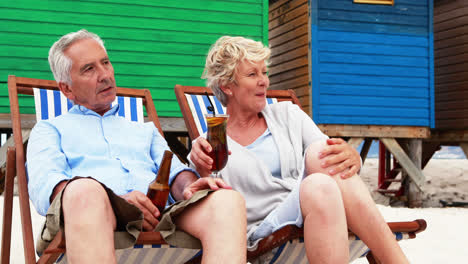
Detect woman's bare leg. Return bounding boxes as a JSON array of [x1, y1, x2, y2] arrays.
[[300, 174, 349, 263], [305, 140, 409, 264]]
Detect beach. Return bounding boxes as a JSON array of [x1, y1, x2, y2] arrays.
[[1, 158, 467, 263]]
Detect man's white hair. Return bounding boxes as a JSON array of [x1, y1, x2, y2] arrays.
[[202, 36, 271, 106], [48, 29, 106, 85]]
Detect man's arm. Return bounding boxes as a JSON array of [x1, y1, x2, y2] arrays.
[[170, 171, 198, 201], [171, 171, 232, 201], [27, 121, 72, 216]]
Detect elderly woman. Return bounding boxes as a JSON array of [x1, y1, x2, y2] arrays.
[[190, 36, 408, 263]]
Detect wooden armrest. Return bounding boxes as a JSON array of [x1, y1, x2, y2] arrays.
[[247, 219, 427, 260], [247, 225, 303, 259], [388, 219, 427, 234]]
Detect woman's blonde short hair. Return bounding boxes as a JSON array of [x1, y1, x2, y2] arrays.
[[202, 36, 271, 106]]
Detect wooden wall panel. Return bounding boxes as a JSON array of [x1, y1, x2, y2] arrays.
[[268, 0, 310, 114], [310, 0, 433, 127], [0, 0, 268, 116], [434, 0, 468, 129]]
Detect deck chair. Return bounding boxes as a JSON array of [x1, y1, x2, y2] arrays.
[[174, 84, 427, 264], [1, 76, 201, 264]]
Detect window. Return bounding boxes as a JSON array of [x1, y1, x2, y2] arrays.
[[354, 0, 394, 5]]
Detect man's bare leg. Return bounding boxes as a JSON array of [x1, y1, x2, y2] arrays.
[[175, 189, 247, 264], [62, 179, 117, 263]]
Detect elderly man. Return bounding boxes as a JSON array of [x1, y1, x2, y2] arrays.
[[26, 29, 246, 263]]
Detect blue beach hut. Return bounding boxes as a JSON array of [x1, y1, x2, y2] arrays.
[[269, 0, 434, 206], [309, 0, 434, 128]]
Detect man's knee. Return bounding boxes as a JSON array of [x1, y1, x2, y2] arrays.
[[175, 190, 246, 238], [62, 178, 108, 206], [62, 178, 116, 228], [62, 179, 113, 219], [206, 189, 245, 212]]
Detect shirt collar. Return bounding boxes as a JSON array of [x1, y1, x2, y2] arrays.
[[69, 104, 120, 117]]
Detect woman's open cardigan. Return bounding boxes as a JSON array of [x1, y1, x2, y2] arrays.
[[191, 102, 328, 238]]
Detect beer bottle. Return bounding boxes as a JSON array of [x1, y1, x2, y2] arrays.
[[147, 150, 173, 219]]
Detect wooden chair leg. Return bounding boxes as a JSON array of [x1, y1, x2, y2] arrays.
[[1, 147, 16, 264], [39, 229, 66, 264], [366, 251, 382, 264]]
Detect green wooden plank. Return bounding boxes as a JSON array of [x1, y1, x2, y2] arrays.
[[0, 106, 11, 113], [0, 32, 58, 47], [0, 71, 54, 83], [0, 21, 263, 46], [262, 0, 268, 45], [0, 0, 267, 116], [115, 75, 205, 89], [109, 50, 206, 67], [0, 45, 49, 59], [105, 40, 211, 55], [0, 9, 261, 35], [0, 1, 261, 25], [59, 0, 262, 14], [0, 83, 9, 97], [0, 58, 49, 71], [113, 64, 202, 77], [2, 59, 204, 76], [151, 100, 183, 112]]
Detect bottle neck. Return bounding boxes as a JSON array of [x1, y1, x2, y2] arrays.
[[155, 150, 173, 185]]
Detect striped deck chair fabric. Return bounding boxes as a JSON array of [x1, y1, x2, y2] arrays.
[[57, 246, 201, 264], [186, 93, 277, 135], [33, 88, 144, 122], [250, 232, 410, 264], [31, 87, 201, 263], [175, 85, 426, 264]]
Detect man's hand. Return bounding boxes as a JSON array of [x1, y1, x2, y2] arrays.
[[121, 191, 159, 231], [318, 138, 361, 179], [182, 177, 232, 200]]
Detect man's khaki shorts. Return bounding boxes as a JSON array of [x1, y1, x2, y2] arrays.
[[36, 176, 213, 254]]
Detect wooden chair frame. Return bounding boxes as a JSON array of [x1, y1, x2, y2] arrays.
[[174, 85, 301, 140], [174, 84, 427, 263], [1, 76, 168, 264]]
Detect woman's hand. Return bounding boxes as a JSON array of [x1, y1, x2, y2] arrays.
[[182, 177, 232, 200], [190, 137, 214, 177], [121, 191, 159, 231], [318, 138, 361, 179]]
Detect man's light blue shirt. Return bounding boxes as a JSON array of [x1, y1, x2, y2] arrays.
[[27, 104, 196, 216]]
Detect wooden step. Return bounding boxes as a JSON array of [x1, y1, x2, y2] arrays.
[[376, 189, 400, 194], [384, 179, 402, 183]]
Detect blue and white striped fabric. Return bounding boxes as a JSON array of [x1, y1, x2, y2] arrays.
[[33, 88, 144, 122], [186, 94, 278, 136], [57, 245, 201, 264], [249, 231, 409, 264], [56, 231, 408, 263]]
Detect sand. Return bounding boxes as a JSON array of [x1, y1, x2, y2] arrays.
[[360, 158, 468, 208], [1, 158, 467, 263]]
